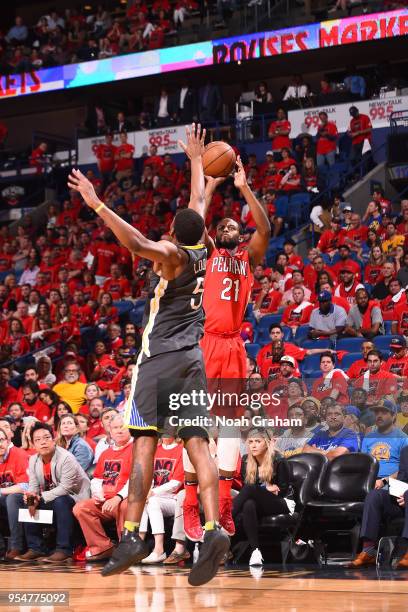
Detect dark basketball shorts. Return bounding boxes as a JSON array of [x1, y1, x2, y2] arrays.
[[123, 346, 210, 439]]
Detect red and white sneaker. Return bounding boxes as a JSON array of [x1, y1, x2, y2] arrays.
[[219, 498, 235, 536], [183, 502, 204, 542]]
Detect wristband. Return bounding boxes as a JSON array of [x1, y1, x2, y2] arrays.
[[94, 202, 105, 214], [116, 493, 123, 501], [382, 478, 388, 486]]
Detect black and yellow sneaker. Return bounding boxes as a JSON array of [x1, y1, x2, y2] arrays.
[[101, 530, 149, 577], [188, 526, 230, 586]]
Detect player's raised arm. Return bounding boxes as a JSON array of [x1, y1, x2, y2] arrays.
[[67, 169, 182, 266], [178, 123, 206, 218], [234, 156, 271, 268]]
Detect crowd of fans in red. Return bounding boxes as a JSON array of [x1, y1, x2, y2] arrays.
[[1, 1, 202, 74], [1, 118, 408, 567]]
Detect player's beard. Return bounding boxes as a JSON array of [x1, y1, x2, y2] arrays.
[[216, 236, 240, 250]]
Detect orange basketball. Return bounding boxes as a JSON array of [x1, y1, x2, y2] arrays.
[[202, 141, 236, 178]]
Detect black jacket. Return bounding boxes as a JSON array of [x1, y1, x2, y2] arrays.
[[240, 452, 292, 497]]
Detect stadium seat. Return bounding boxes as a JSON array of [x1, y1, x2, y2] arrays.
[[340, 352, 363, 370], [129, 301, 146, 326], [302, 339, 331, 350], [288, 193, 311, 226], [113, 300, 134, 315], [304, 453, 379, 562], [245, 343, 260, 360], [300, 354, 326, 376], [275, 195, 289, 218], [374, 335, 399, 351], [294, 325, 310, 344], [336, 338, 365, 352], [384, 321, 393, 334]]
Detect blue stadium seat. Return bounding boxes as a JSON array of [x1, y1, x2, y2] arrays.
[[374, 335, 400, 352], [113, 300, 134, 315], [300, 354, 324, 376], [275, 195, 289, 218], [257, 313, 282, 331], [288, 193, 311, 226], [129, 301, 146, 326], [294, 325, 310, 344], [336, 337, 365, 352], [384, 321, 393, 334], [302, 339, 331, 350], [340, 352, 363, 371], [245, 343, 260, 360]]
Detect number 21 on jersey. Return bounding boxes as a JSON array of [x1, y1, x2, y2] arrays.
[[220, 277, 240, 302]]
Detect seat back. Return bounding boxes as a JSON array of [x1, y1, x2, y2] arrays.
[[245, 343, 260, 360], [319, 452, 379, 501], [287, 458, 316, 507], [288, 453, 328, 501]]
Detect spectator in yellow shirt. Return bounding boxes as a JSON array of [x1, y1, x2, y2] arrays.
[[382, 222, 405, 254], [53, 363, 86, 414]]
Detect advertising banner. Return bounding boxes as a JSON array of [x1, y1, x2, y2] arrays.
[[0, 9, 406, 101]]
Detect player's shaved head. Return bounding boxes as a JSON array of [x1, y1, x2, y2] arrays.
[[215, 217, 240, 250], [173, 208, 204, 245]]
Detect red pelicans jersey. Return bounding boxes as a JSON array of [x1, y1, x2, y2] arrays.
[[203, 247, 253, 334]]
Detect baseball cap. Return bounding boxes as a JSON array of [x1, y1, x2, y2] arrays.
[[343, 205, 353, 212], [346, 405, 361, 419], [371, 399, 397, 414], [318, 290, 332, 302], [390, 337, 405, 348], [280, 355, 295, 367], [0, 415, 15, 425], [340, 264, 354, 273], [266, 150, 274, 156], [331, 216, 342, 224]]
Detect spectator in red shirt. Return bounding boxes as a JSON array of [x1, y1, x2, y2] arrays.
[[316, 111, 338, 167], [21, 381, 52, 421], [114, 132, 135, 179], [276, 148, 297, 173], [381, 278, 405, 322], [354, 350, 398, 406], [391, 287, 408, 338], [268, 108, 291, 152], [334, 266, 365, 306], [384, 337, 408, 380], [4, 318, 30, 359], [311, 352, 349, 404], [283, 239, 303, 270], [347, 340, 376, 379], [30, 142, 48, 174], [348, 106, 372, 169], [317, 217, 346, 256], [95, 293, 119, 327], [0, 366, 18, 414], [332, 245, 361, 280], [71, 290, 95, 327], [279, 165, 301, 193], [343, 213, 368, 252], [281, 287, 313, 334], [0, 425, 29, 559], [102, 263, 131, 300], [139, 436, 183, 564], [73, 414, 132, 561], [365, 245, 385, 286], [91, 231, 121, 284], [303, 254, 335, 291], [93, 133, 117, 186], [253, 276, 282, 320]]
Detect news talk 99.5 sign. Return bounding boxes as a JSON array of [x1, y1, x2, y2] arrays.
[[0, 9, 407, 101]]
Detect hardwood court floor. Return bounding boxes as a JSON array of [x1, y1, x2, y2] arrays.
[[0, 563, 407, 611]]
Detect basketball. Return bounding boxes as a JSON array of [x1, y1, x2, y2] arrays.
[[202, 141, 236, 178]]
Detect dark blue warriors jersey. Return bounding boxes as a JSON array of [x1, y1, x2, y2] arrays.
[[141, 245, 207, 357]]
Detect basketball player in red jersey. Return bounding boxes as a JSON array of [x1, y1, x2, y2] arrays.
[[179, 125, 271, 540]]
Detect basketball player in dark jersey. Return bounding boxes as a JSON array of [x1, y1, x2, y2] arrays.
[[67, 126, 229, 586]]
